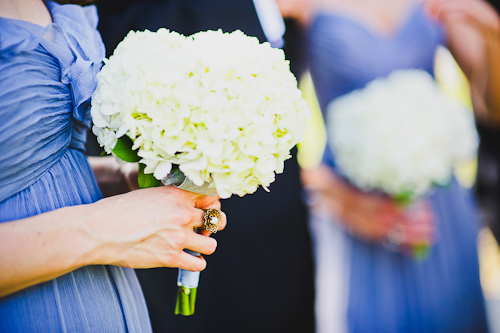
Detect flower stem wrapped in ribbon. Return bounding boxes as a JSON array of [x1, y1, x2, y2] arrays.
[[326, 69, 478, 260], [91, 28, 310, 315]]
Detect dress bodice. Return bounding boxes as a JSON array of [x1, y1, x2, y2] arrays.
[[0, 4, 151, 331], [307, 3, 445, 114], [307, 3, 445, 169], [0, 1, 105, 203]]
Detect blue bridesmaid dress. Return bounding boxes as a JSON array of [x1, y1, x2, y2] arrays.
[[307, 3, 489, 333], [0, 2, 151, 332]]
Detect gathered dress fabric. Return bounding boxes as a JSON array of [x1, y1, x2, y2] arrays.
[[0, 2, 151, 332], [307, 4, 489, 333]]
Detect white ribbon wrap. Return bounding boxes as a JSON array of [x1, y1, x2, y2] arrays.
[[162, 171, 218, 198]]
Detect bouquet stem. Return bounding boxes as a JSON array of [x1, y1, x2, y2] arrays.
[[175, 286, 197, 316], [411, 243, 430, 261], [174, 249, 201, 316], [395, 196, 432, 261]]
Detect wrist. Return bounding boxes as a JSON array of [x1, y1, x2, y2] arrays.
[[65, 203, 107, 268]]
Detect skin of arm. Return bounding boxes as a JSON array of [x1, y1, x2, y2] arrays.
[[0, 187, 226, 298], [425, 0, 500, 123]]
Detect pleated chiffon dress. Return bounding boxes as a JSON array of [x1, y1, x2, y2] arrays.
[[0, 2, 151, 331]]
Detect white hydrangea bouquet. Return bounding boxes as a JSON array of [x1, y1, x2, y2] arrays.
[[91, 28, 310, 315], [327, 69, 478, 257]]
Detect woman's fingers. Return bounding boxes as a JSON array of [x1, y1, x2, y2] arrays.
[[88, 185, 229, 270], [167, 186, 207, 204], [166, 187, 226, 233], [425, 0, 468, 21], [194, 194, 221, 210], [192, 195, 227, 232], [426, 0, 500, 32], [404, 222, 436, 245], [387, 201, 435, 246], [186, 205, 227, 231], [218, 210, 227, 232], [186, 232, 218, 256], [175, 251, 207, 272]]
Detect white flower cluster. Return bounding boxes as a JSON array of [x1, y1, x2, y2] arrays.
[[327, 69, 478, 200], [91, 29, 310, 198]]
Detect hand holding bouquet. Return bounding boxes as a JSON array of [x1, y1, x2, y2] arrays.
[[326, 69, 478, 258], [91, 29, 310, 314]]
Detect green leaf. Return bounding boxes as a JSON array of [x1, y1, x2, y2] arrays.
[[412, 243, 431, 262], [394, 191, 413, 207], [112, 136, 140, 163], [138, 163, 162, 188]]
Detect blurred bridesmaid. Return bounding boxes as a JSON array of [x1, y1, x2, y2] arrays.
[[277, 0, 490, 331]]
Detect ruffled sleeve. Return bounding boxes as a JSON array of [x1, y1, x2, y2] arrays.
[[47, 1, 105, 122]]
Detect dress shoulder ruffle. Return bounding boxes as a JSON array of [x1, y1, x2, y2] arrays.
[[47, 1, 106, 122], [0, 1, 105, 122]]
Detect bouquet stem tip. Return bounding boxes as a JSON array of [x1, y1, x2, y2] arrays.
[[175, 286, 197, 316], [412, 243, 431, 261]]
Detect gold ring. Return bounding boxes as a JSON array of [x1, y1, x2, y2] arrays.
[[203, 208, 222, 233]]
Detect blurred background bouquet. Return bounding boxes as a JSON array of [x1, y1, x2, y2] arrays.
[[327, 69, 479, 256], [91, 28, 310, 314]]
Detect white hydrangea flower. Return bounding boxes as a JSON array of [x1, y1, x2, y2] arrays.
[[327, 69, 478, 200], [91, 29, 310, 198]]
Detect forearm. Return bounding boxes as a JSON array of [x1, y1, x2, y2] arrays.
[[484, 30, 500, 118], [442, 0, 500, 123], [0, 157, 128, 297], [0, 205, 96, 297], [0, 186, 221, 298]]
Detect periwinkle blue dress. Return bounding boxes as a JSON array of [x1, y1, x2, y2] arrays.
[[307, 4, 489, 333], [0, 2, 151, 332]]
